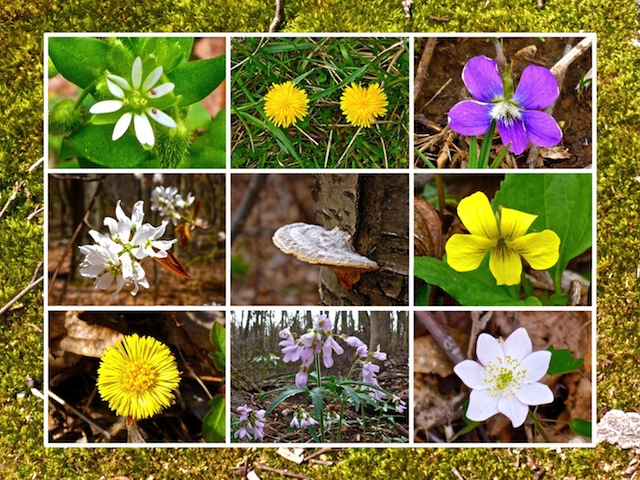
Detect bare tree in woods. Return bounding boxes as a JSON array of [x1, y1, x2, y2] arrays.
[[369, 311, 392, 369], [314, 174, 409, 306]]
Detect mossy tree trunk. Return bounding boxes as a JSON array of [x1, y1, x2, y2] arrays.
[[314, 174, 409, 306]]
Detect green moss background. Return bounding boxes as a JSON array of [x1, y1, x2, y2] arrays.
[[2, 0, 639, 477]]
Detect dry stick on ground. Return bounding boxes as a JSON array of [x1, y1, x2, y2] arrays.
[[0, 181, 26, 221], [415, 311, 466, 365], [0, 261, 43, 317], [467, 311, 493, 359], [253, 461, 312, 480], [414, 37, 437, 105], [269, 0, 281, 32], [230, 174, 268, 245], [48, 389, 113, 440], [48, 176, 106, 299], [526, 36, 593, 168]]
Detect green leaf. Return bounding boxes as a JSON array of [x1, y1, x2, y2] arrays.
[[414, 256, 541, 306], [209, 322, 226, 372], [547, 345, 584, 375], [186, 103, 213, 131], [340, 385, 362, 411], [169, 55, 226, 106], [66, 124, 149, 167], [309, 387, 325, 424], [49, 37, 114, 88], [202, 394, 225, 442], [184, 108, 226, 168], [124, 37, 194, 74], [569, 418, 592, 438], [266, 386, 306, 416], [492, 174, 592, 292]]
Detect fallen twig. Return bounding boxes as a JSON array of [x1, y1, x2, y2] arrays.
[[0, 181, 26, 221], [415, 311, 466, 364], [269, 0, 281, 33], [48, 389, 113, 440], [253, 461, 312, 480], [414, 38, 437, 103], [0, 261, 43, 317]]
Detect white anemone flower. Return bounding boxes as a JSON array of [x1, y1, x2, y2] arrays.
[[453, 327, 554, 428], [89, 56, 177, 147]]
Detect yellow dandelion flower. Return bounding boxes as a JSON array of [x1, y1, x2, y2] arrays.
[[340, 82, 388, 128], [263, 81, 309, 128], [97, 334, 180, 420]]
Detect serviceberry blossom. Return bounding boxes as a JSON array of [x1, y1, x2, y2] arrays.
[[453, 327, 554, 428], [290, 409, 318, 430], [234, 404, 267, 441], [151, 185, 196, 225], [278, 314, 344, 388], [79, 200, 176, 298], [90, 56, 177, 147], [448, 55, 562, 155]]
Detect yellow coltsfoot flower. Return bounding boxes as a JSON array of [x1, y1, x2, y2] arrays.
[[340, 82, 388, 128], [445, 191, 560, 286], [263, 81, 309, 128], [97, 334, 181, 420]]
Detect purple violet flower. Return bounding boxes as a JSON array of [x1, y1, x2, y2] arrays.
[[448, 55, 562, 155]]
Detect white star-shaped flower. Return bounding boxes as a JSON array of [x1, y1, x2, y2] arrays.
[[453, 327, 554, 428], [90, 57, 177, 147]]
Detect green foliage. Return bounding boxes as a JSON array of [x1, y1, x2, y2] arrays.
[[209, 322, 226, 372], [231, 36, 409, 168], [493, 174, 592, 293], [202, 394, 226, 443], [48, 36, 226, 168], [547, 345, 585, 375]]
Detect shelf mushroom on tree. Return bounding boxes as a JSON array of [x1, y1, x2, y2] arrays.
[[273, 174, 409, 306], [272, 222, 379, 290]]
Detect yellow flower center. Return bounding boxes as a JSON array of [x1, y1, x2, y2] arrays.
[[484, 355, 526, 397], [122, 360, 157, 394]]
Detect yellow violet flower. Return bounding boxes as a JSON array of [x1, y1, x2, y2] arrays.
[[263, 81, 309, 128], [97, 334, 180, 420], [445, 191, 560, 286], [340, 82, 388, 128]]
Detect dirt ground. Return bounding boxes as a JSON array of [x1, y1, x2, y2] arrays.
[[414, 37, 593, 169]]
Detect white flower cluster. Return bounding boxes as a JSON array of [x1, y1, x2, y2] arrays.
[[79, 200, 176, 299], [150, 185, 195, 225]]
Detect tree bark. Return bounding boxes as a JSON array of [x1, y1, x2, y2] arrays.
[[314, 174, 409, 306]]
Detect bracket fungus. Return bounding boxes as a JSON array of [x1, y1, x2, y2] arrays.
[[272, 222, 378, 290]]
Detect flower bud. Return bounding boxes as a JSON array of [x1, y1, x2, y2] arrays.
[[49, 100, 83, 135], [156, 119, 190, 168]]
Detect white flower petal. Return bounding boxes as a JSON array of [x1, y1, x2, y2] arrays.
[[112, 112, 133, 140], [106, 79, 125, 99], [466, 388, 500, 422], [90, 100, 123, 114], [95, 272, 114, 290], [131, 200, 145, 227], [133, 113, 155, 146], [107, 74, 132, 91], [147, 82, 175, 98], [503, 327, 533, 362], [142, 66, 163, 91], [146, 108, 177, 128], [519, 350, 552, 383], [453, 360, 489, 389], [132, 57, 143, 89], [476, 333, 505, 366], [497, 395, 529, 428], [515, 382, 554, 406]]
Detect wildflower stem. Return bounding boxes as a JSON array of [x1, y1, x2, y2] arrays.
[[314, 353, 325, 443], [528, 409, 551, 442], [74, 78, 99, 110], [478, 120, 496, 168], [468, 136, 478, 168], [127, 418, 146, 443]]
